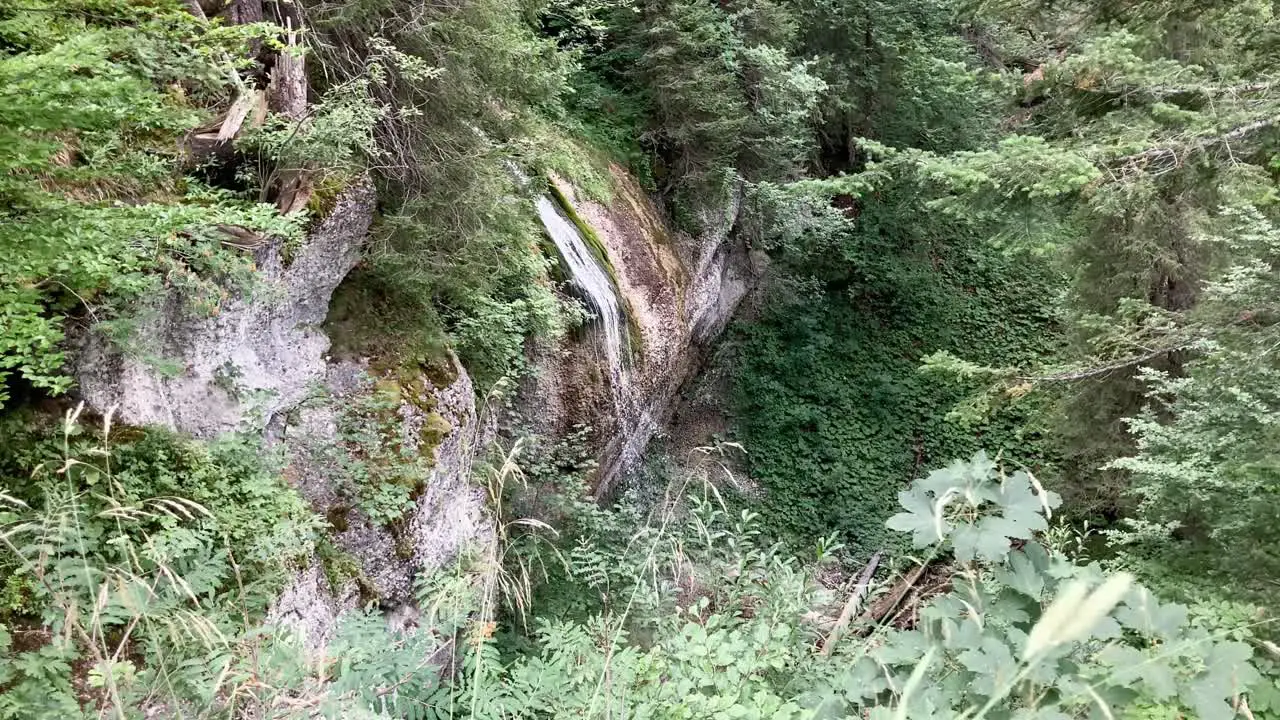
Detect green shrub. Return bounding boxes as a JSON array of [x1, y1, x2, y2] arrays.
[[301, 0, 578, 390], [0, 409, 318, 610], [730, 177, 1063, 556], [0, 0, 301, 406], [0, 408, 320, 717]]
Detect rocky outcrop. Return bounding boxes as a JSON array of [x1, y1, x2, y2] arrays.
[[74, 174, 497, 651], [76, 178, 376, 437], [270, 353, 495, 650], [525, 167, 766, 494]]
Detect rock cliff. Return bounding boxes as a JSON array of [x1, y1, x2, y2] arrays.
[[74, 177, 498, 650], [522, 167, 765, 495], [76, 179, 377, 437], [72, 160, 758, 650]]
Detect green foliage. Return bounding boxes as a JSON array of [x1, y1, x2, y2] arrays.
[[0, 419, 1273, 719], [332, 378, 433, 526], [0, 410, 317, 614], [0, 409, 320, 718], [7, 0, 1280, 715], [303, 0, 578, 390], [634, 0, 749, 193], [919, 0, 1280, 600], [433, 453, 1269, 720], [730, 173, 1063, 556], [887, 451, 1061, 561], [1102, 202, 1280, 598], [794, 0, 1002, 165], [611, 0, 826, 212], [0, 0, 302, 406]]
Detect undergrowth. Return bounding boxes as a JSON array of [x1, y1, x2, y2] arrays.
[[730, 188, 1064, 556], [0, 406, 1274, 719]]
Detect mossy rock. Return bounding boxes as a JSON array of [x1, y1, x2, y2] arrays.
[[326, 503, 351, 533], [416, 352, 459, 390], [373, 378, 403, 401], [393, 533, 415, 561], [316, 535, 375, 600], [397, 373, 437, 414], [419, 411, 453, 458], [305, 172, 355, 221], [547, 182, 621, 284]]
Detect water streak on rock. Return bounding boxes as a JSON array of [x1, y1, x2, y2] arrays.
[[535, 195, 629, 398]]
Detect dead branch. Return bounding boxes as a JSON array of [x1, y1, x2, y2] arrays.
[[821, 550, 882, 656], [1019, 344, 1190, 383], [858, 561, 929, 630], [1113, 116, 1280, 176]]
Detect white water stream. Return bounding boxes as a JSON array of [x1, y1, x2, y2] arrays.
[[535, 196, 629, 395]]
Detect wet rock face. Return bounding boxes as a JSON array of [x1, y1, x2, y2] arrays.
[[76, 178, 376, 438], [528, 168, 765, 494]]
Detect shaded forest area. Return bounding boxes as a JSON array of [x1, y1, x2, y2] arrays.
[[4, 0, 1280, 716]]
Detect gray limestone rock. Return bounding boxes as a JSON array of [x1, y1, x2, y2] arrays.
[[267, 353, 495, 651], [76, 178, 376, 437]]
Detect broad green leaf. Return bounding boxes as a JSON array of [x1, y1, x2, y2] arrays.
[[952, 519, 1013, 562], [996, 548, 1044, 599], [1097, 645, 1177, 699], [957, 635, 1018, 695], [1115, 587, 1187, 640], [919, 464, 964, 497], [1203, 640, 1260, 690], [886, 488, 949, 547], [995, 479, 1052, 536], [873, 630, 931, 666], [1184, 678, 1236, 720], [842, 656, 889, 700]]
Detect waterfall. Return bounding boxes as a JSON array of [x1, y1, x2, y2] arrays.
[[535, 196, 630, 393]]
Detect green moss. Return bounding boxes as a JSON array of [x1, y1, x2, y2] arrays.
[[326, 504, 351, 533], [419, 411, 453, 455], [316, 535, 362, 591], [525, 119, 618, 202], [323, 269, 453, 371], [547, 182, 619, 280], [393, 532, 415, 561], [418, 353, 459, 388], [305, 173, 353, 220]]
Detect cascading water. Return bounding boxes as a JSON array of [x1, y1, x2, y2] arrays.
[[535, 196, 630, 395]]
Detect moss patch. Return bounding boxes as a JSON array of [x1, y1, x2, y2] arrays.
[[326, 503, 351, 533], [323, 269, 454, 375], [524, 118, 618, 203], [305, 172, 354, 221], [547, 181, 621, 282], [420, 411, 453, 453], [316, 535, 377, 602]]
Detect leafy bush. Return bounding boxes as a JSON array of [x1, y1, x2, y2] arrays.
[[303, 0, 579, 389], [0, 407, 319, 717], [0, 0, 302, 406], [0, 409, 318, 614], [730, 173, 1063, 555], [0, 411, 1270, 719], [438, 452, 1267, 720]]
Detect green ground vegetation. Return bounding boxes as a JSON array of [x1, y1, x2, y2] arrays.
[[5, 0, 1280, 717]]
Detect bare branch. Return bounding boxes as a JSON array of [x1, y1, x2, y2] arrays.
[[1020, 345, 1191, 383], [1112, 116, 1280, 176]]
